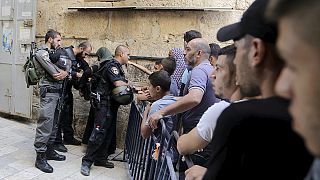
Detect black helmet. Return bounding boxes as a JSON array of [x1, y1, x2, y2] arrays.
[[111, 86, 134, 105]]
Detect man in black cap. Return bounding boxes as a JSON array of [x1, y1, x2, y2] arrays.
[[185, 0, 313, 179]]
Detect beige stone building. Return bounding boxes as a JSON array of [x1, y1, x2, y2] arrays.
[[34, 0, 254, 148]]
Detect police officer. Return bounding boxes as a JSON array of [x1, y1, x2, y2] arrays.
[[34, 30, 70, 173], [52, 42, 91, 153], [81, 45, 132, 176], [81, 47, 113, 146]]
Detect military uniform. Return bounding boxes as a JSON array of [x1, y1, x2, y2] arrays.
[[81, 47, 116, 153], [34, 45, 71, 173], [81, 59, 127, 175], [52, 46, 89, 146]]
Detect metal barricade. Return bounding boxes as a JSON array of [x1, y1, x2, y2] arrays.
[[125, 101, 151, 179], [172, 131, 194, 168], [124, 102, 193, 180], [124, 102, 181, 180], [147, 118, 176, 180]]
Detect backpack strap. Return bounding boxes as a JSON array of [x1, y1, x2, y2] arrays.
[[93, 60, 113, 82]]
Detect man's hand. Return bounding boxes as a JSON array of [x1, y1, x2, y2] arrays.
[[137, 90, 151, 101], [185, 165, 207, 180], [148, 111, 163, 129], [76, 72, 83, 78], [53, 70, 68, 80]]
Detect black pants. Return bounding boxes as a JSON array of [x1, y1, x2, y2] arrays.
[[82, 101, 119, 154], [82, 106, 95, 144], [55, 90, 75, 144], [82, 103, 115, 164], [109, 102, 119, 153]]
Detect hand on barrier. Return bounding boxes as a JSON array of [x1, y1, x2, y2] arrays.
[[148, 111, 164, 129], [185, 165, 207, 180]]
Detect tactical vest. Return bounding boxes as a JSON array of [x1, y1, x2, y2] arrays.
[[91, 61, 112, 99]]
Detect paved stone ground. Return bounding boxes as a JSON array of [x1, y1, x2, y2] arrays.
[[0, 117, 129, 180]]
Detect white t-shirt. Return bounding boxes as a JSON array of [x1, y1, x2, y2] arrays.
[[196, 100, 230, 142]]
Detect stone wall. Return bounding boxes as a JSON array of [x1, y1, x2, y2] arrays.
[[33, 0, 253, 148]]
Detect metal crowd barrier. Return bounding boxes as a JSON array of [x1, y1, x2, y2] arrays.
[[124, 102, 194, 180]]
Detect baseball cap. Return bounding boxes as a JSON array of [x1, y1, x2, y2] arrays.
[[217, 0, 277, 43]]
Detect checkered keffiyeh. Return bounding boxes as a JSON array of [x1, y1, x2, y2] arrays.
[[171, 48, 187, 90]]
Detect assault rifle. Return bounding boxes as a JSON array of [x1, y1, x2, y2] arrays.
[[55, 78, 68, 126]]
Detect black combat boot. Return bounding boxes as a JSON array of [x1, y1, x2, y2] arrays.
[[35, 152, 53, 173], [64, 138, 81, 146], [46, 144, 66, 161], [94, 160, 114, 168], [54, 143, 68, 152]]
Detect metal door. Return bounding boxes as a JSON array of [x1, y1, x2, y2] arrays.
[[0, 0, 36, 118]]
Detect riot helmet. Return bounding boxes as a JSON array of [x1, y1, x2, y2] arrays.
[[111, 85, 134, 105], [96, 47, 113, 63]]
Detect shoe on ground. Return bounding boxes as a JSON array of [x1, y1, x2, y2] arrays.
[[64, 138, 81, 146], [54, 143, 68, 152], [108, 150, 116, 156], [81, 163, 91, 176], [35, 152, 53, 173], [46, 148, 66, 161], [94, 161, 114, 168]]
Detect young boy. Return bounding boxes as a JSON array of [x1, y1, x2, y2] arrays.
[[140, 70, 177, 139], [135, 57, 177, 103]]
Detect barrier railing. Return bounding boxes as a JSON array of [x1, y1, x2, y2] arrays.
[[124, 102, 193, 180]]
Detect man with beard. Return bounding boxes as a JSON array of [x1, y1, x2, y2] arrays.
[[52, 42, 91, 152], [149, 38, 217, 168], [186, 0, 313, 179], [177, 45, 241, 156], [34, 30, 69, 173]]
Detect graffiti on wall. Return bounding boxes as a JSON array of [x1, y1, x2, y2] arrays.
[[2, 22, 13, 53]]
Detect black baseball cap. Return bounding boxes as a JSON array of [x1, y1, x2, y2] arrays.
[[217, 0, 277, 43]]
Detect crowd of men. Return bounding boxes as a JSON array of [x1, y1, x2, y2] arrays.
[[31, 0, 320, 179], [140, 0, 320, 179]]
